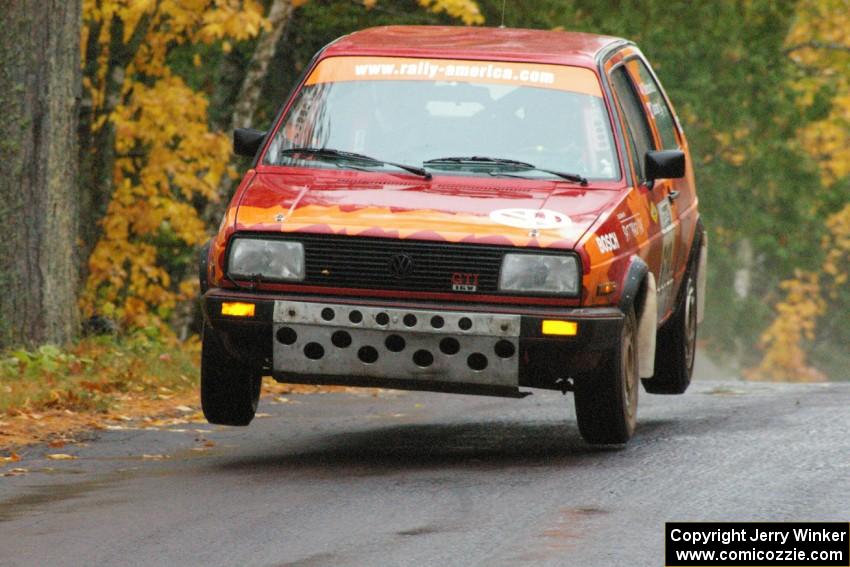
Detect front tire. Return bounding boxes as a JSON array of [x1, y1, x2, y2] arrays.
[[642, 259, 699, 395], [201, 323, 261, 426], [574, 308, 639, 444]]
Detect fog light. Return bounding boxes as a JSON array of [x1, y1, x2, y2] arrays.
[[221, 302, 255, 317], [542, 320, 578, 336]]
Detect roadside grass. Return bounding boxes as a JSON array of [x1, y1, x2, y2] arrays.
[[0, 332, 365, 452], [0, 331, 199, 417]]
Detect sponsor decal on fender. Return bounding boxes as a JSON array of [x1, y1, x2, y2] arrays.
[[596, 232, 620, 254], [619, 214, 645, 241]]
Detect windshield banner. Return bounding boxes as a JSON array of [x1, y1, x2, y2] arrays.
[[305, 56, 602, 97]]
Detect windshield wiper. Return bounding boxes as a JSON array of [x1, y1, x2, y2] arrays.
[[423, 156, 588, 186], [280, 147, 431, 180]]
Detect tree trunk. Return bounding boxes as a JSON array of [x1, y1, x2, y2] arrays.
[[231, 0, 295, 131], [0, 0, 82, 347], [210, 0, 295, 213]]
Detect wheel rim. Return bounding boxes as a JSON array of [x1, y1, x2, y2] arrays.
[[250, 376, 261, 412], [683, 276, 698, 372], [623, 325, 638, 420]]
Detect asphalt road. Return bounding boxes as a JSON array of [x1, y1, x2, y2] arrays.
[[1, 379, 849, 567]]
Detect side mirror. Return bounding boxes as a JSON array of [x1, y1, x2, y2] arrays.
[[233, 128, 267, 158], [645, 150, 685, 181]]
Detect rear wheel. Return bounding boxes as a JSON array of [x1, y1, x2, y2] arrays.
[[574, 308, 639, 444], [642, 257, 699, 395], [201, 323, 261, 426]]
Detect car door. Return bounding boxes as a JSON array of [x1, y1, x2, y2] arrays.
[[607, 56, 682, 322], [624, 56, 695, 318]]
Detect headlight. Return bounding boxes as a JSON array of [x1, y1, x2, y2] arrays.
[[227, 238, 304, 281], [499, 253, 580, 295]]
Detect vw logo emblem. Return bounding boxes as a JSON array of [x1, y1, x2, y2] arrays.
[[388, 254, 414, 278]]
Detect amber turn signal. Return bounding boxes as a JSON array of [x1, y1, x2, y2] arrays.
[[221, 302, 255, 317], [597, 281, 617, 296], [541, 320, 578, 336]]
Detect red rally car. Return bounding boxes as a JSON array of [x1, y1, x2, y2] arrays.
[[200, 26, 707, 444]]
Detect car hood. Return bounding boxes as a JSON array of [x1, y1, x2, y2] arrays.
[[234, 171, 621, 249]]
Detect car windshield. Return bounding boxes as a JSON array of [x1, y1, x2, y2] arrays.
[[264, 56, 620, 181]]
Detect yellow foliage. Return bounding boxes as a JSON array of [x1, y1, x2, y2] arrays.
[[418, 0, 485, 25], [753, 0, 850, 380], [748, 272, 826, 382], [785, 0, 850, 185], [80, 1, 267, 328]]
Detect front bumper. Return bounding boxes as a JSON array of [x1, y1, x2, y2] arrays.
[[203, 290, 623, 397]]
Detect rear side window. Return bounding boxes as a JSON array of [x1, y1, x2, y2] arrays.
[[628, 59, 679, 150], [610, 66, 655, 181]]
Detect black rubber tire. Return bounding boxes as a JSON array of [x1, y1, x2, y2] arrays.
[[574, 308, 639, 444], [201, 323, 261, 426], [642, 229, 702, 395]]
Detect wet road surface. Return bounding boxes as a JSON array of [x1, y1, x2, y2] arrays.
[[1, 380, 849, 566]]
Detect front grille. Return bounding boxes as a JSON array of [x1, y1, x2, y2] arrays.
[[299, 234, 505, 294]]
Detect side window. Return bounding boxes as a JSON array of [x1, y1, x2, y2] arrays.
[[629, 59, 679, 150], [610, 66, 655, 181]]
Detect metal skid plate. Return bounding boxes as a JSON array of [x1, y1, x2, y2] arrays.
[[273, 300, 520, 387]]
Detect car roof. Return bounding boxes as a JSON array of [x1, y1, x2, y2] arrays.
[[322, 26, 628, 69]]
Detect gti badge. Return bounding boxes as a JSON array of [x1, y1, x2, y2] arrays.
[[452, 272, 479, 292]]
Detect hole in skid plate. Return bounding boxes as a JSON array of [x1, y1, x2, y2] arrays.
[[385, 334, 406, 352], [331, 330, 352, 348], [358, 346, 379, 364], [439, 337, 460, 355], [494, 340, 516, 359], [413, 350, 434, 367], [276, 327, 297, 345], [304, 342, 325, 360], [467, 353, 488, 371]]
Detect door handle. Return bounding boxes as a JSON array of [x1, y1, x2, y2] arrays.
[[668, 190, 680, 202]]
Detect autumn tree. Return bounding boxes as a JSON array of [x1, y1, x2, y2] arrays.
[[750, 0, 850, 380], [79, 0, 269, 328], [0, 0, 81, 347], [80, 0, 482, 330]]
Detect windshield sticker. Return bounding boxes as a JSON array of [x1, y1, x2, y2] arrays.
[[489, 208, 573, 230], [305, 56, 603, 97]]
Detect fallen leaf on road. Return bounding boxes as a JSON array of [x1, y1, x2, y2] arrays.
[[255, 412, 272, 418], [3, 467, 28, 476], [187, 412, 207, 423], [1, 453, 22, 464], [174, 405, 194, 413], [48, 440, 66, 448], [141, 454, 166, 460], [203, 440, 216, 447], [46, 453, 77, 460]]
